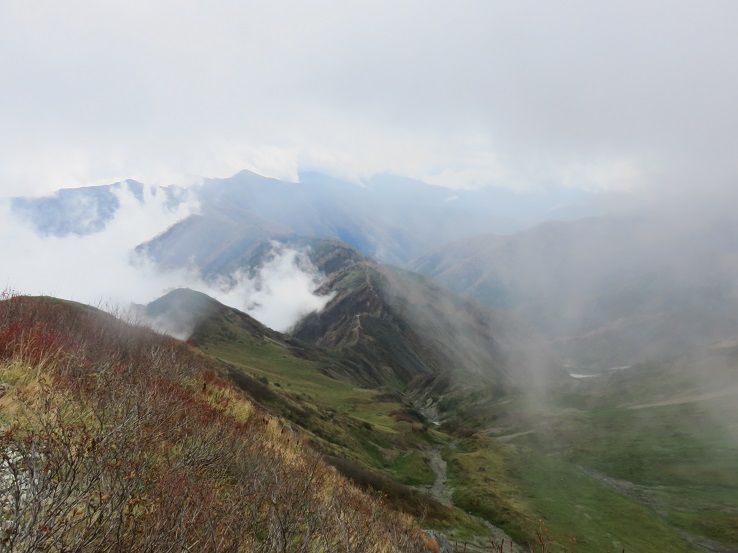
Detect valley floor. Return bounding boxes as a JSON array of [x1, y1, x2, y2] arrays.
[[416, 443, 525, 553]]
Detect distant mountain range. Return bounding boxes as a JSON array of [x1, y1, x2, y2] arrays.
[[7, 168, 737, 373], [7, 169, 630, 264], [6, 166, 738, 550]]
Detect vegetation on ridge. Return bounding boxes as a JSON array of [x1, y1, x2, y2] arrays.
[[3, 285, 736, 553], [145, 286, 735, 552], [0, 291, 437, 552]]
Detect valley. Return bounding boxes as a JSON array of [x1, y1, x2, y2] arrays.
[[5, 5, 738, 552], [139, 277, 738, 552], [4, 173, 738, 552], [1, 279, 736, 552]]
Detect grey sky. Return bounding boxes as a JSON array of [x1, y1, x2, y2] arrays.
[[2, 0, 737, 196]]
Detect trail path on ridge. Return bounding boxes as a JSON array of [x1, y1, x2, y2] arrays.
[[418, 443, 525, 553], [426, 445, 453, 505]]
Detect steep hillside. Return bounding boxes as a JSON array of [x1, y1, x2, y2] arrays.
[[0, 293, 438, 552], [144, 263, 563, 399], [144, 287, 284, 342], [413, 213, 738, 369], [154, 287, 717, 553], [292, 262, 563, 398], [141, 287, 375, 386], [3, 291, 724, 552]]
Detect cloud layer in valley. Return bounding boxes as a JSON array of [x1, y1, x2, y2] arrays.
[[0, 185, 332, 333], [214, 245, 335, 333]]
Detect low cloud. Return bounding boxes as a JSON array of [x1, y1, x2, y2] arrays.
[[1, 185, 331, 334], [4, 2, 738, 197], [0, 183, 199, 305], [209, 245, 334, 332]]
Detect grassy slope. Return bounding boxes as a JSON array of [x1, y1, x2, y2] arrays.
[[445, 435, 699, 552], [193, 295, 738, 552], [422, 341, 738, 551], [194, 314, 493, 541], [481, 379, 738, 551], [0, 295, 440, 552], [518, 400, 738, 548], [145, 288, 738, 552]]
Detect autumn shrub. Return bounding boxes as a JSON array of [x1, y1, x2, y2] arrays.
[[0, 294, 438, 552]]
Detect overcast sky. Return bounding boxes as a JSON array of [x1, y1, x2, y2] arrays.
[[2, 0, 738, 197]]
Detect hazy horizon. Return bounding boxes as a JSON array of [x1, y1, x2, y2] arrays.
[[2, 1, 738, 204]]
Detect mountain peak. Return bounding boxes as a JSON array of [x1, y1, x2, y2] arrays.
[[143, 287, 277, 342]]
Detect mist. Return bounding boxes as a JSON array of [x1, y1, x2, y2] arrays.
[[0, 183, 198, 303], [0, 184, 333, 334], [210, 245, 335, 332]]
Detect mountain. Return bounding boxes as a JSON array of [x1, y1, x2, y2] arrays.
[[135, 288, 513, 548], [6, 169, 631, 265], [139, 286, 736, 552], [151, 170, 632, 265], [10, 168, 738, 551], [4, 289, 734, 551], [140, 216, 565, 400], [140, 287, 370, 386], [292, 262, 563, 398], [143, 266, 563, 399], [412, 212, 738, 370], [142, 287, 668, 552], [143, 286, 282, 342], [0, 293, 437, 552]]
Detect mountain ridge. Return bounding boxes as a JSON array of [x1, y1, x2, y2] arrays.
[[5, 169, 631, 265], [293, 261, 563, 397]]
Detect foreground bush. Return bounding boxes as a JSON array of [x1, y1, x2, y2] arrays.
[[0, 293, 438, 552]]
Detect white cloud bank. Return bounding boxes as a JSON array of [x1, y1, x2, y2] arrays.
[[214, 245, 333, 332], [1, 185, 332, 333], [0, 184, 199, 305]]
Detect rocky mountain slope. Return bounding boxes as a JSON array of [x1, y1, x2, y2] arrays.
[[293, 262, 563, 396]]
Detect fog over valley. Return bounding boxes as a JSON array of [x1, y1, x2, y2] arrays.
[[3, 2, 738, 552]]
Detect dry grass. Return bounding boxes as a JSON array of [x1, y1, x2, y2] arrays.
[[0, 292, 439, 552]]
